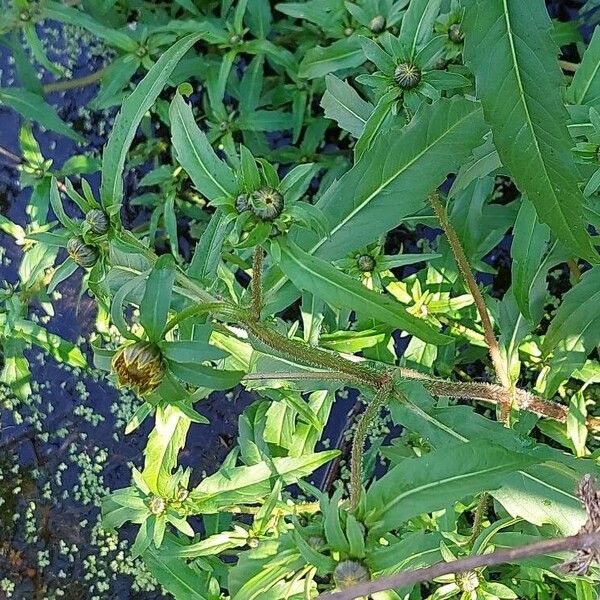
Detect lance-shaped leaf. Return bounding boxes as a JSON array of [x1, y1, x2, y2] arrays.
[[142, 405, 190, 496], [191, 451, 338, 513], [365, 441, 537, 533], [463, 0, 597, 261], [0, 88, 84, 142], [304, 97, 487, 262], [170, 93, 238, 202], [542, 267, 600, 356], [567, 26, 600, 106], [299, 37, 364, 79], [275, 238, 451, 345], [321, 74, 373, 138], [100, 34, 201, 210], [140, 254, 176, 342]]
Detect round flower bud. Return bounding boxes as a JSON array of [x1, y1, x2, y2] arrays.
[[135, 45, 148, 58], [368, 15, 386, 33], [307, 535, 326, 550], [148, 496, 166, 515], [344, 27, 354, 37], [357, 254, 376, 272], [85, 209, 110, 235], [235, 194, 249, 213], [455, 571, 479, 593], [250, 188, 284, 221], [67, 237, 99, 269], [448, 23, 464, 44], [33, 167, 45, 179], [394, 63, 421, 89], [229, 34, 242, 45], [19, 10, 31, 21], [333, 560, 370, 589], [112, 342, 165, 396]]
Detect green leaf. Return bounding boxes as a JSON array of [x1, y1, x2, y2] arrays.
[[192, 451, 338, 513], [399, 0, 442, 58], [169, 362, 243, 391], [160, 340, 227, 363], [14, 318, 87, 368], [100, 34, 201, 210], [170, 93, 238, 201], [140, 255, 176, 342], [365, 441, 537, 533], [321, 74, 373, 138], [510, 200, 551, 322], [144, 538, 213, 600], [542, 267, 600, 355], [276, 238, 451, 345], [463, 0, 597, 261], [299, 37, 364, 79], [567, 26, 600, 106], [306, 97, 486, 261], [188, 210, 232, 282], [0, 88, 84, 142], [142, 404, 190, 496]]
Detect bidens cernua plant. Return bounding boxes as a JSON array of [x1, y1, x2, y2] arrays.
[[2, 0, 600, 598]]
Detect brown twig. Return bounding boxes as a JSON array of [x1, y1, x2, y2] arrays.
[[317, 531, 600, 599], [428, 193, 511, 418]]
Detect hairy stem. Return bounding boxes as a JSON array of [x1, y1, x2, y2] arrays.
[[42, 66, 108, 93], [469, 492, 490, 545], [428, 193, 511, 415], [251, 246, 263, 320], [317, 531, 600, 600], [349, 382, 392, 511]]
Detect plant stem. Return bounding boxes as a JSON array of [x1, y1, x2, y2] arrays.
[[559, 59, 578, 73], [163, 302, 227, 334], [251, 246, 263, 320], [428, 192, 511, 417], [0, 144, 22, 163], [242, 371, 355, 383], [317, 531, 600, 600], [42, 66, 108, 93], [469, 492, 490, 545], [349, 382, 392, 511]]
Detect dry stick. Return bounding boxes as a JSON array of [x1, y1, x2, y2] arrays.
[[428, 193, 511, 413], [251, 246, 263, 320], [317, 531, 600, 600]]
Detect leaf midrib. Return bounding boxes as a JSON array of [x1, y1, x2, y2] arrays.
[[311, 103, 480, 256], [377, 461, 514, 517], [500, 0, 572, 240], [172, 99, 232, 198]]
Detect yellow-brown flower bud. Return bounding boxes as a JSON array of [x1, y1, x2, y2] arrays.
[[112, 342, 165, 396]]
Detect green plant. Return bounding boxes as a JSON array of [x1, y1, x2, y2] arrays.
[[2, 0, 600, 598]]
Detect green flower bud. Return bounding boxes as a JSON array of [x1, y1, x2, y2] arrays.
[[19, 10, 31, 21], [368, 15, 386, 33], [344, 27, 354, 37], [394, 63, 421, 89], [85, 209, 110, 235], [112, 342, 165, 396], [148, 496, 166, 515], [307, 535, 326, 550], [250, 188, 284, 221], [229, 34, 242, 45], [67, 237, 99, 269], [135, 45, 148, 58], [448, 23, 464, 44], [357, 254, 376, 272], [333, 560, 370, 589]]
